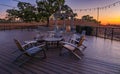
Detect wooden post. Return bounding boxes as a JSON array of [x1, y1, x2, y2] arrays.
[[111, 28, 114, 40], [104, 28, 107, 39], [97, 7, 99, 22], [96, 27, 98, 37]]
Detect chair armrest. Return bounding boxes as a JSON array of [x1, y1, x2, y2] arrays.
[[22, 42, 36, 50], [61, 41, 77, 47], [22, 43, 29, 47], [73, 39, 79, 43], [61, 41, 83, 51], [60, 41, 78, 45], [60, 41, 69, 44], [24, 40, 37, 44], [36, 44, 46, 51], [65, 43, 77, 48], [66, 43, 83, 51], [61, 38, 79, 44], [22, 44, 30, 49], [24, 40, 37, 46], [36, 44, 45, 48]]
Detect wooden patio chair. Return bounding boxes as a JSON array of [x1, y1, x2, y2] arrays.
[[68, 34, 87, 49], [60, 35, 86, 59], [13, 39, 46, 67]]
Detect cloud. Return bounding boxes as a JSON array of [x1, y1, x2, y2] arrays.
[[0, 11, 7, 19]]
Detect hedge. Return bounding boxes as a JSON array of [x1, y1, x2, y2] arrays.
[[76, 25, 93, 35]]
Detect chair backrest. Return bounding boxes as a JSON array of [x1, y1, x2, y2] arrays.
[[68, 34, 80, 44], [14, 39, 31, 56], [14, 39, 25, 52], [77, 36, 85, 47]]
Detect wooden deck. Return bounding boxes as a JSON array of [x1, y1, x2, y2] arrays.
[[0, 30, 120, 74]]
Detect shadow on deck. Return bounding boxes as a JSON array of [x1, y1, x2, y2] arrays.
[[0, 30, 120, 74]]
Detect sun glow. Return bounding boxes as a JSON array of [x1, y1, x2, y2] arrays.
[[75, 9, 120, 25]]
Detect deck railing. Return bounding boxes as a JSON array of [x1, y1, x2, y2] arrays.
[[0, 23, 120, 41], [92, 27, 120, 41]]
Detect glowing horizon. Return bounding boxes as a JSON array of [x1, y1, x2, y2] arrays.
[[0, 0, 120, 25], [66, 0, 120, 25]]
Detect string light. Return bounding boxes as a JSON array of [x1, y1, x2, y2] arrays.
[[0, 3, 17, 9], [73, 1, 120, 12]]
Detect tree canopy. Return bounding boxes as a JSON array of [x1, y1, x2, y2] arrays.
[[6, 2, 36, 22], [6, 0, 76, 27], [81, 15, 101, 24]]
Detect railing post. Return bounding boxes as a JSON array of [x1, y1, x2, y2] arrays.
[[96, 27, 98, 37], [111, 28, 114, 40], [4, 24, 5, 31], [104, 28, 107, 39]]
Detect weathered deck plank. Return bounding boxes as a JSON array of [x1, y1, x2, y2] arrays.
[[0, 30, 120, 74]]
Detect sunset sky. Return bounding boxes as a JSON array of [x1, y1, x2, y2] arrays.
[[0, 0, 120, 25]]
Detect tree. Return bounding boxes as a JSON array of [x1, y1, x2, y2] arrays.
[[6, 0, 76, 26], [81, 15, 93, 21], [6, 9, 19, 21], [36, 0, 65, 27], [60, 5, 77, 19], [0, 18, 6, 22], [17, 2, 36, 22], [81, 15, 101, 24], [6, 2, 36, 22]]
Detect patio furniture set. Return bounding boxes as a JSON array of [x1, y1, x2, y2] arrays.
[[13, 31, 87, 67]]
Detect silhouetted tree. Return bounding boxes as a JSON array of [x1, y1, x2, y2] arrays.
[[6, 9, 19, 21], [6, 0, 77, 26], [6, 2, 36, 22], [81, 15, 101, 24], [36, 0, 65, 27], [17, 2, 36, 22]]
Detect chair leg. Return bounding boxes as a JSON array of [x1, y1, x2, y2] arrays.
[[77, 48, 84, 56], [13, 54, 31, 67], [82, 44, 87, 49], [19, 57, 31, 67], [34, 50, 46, 59], [59, 49, 62, 56], [59, 46, 63, 56], [12, 53, 23, 63], [72, 51, 82, 59], [43, 50, 47, 59]]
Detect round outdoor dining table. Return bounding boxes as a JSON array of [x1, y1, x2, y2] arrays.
[[44, 37, 63, 50]]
